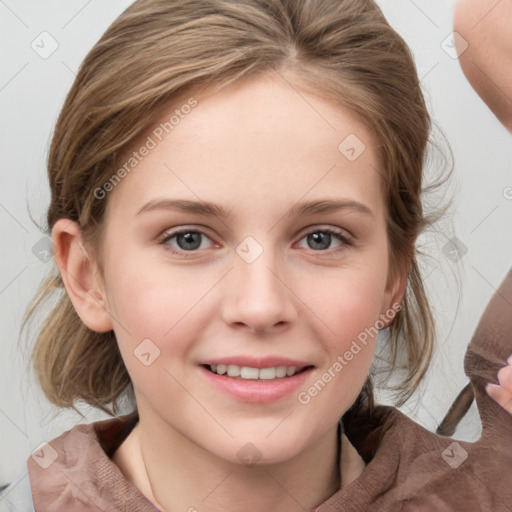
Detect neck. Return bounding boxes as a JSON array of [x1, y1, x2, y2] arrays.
[[116, 411, 342, 512]]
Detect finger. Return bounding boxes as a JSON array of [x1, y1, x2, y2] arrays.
[[486, 383, 512, 414], [497, 361, 512, 392]]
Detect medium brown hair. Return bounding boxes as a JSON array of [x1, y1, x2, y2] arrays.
[[24, 0, 449, 416]]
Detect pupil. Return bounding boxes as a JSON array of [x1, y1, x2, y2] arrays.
[[309, 232, 330, 250], [178, 232, 201, 250]]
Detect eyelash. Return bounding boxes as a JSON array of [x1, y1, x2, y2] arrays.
[[157, 226, 353, 257]]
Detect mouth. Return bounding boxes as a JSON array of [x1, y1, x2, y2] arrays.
[[199, 362, 315, 402], [197, 355, 316, 402], [201, 363, 314, 380]]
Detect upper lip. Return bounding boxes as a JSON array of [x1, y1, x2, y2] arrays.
[[199, 356, 314, 370]]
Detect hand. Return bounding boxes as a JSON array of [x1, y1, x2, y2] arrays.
[[486, 355, 512, 415], [454, 0, 512, 132]]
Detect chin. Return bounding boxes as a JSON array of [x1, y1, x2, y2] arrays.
[[212, 428, 313, 467]]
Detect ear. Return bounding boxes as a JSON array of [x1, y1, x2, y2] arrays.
[[379, 257, 409, 327], [52, 219, 113, 332]]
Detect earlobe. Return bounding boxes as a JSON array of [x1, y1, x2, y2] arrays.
[[52, 219, 113, 333]]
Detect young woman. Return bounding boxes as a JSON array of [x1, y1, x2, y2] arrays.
[[2, 0, 511, 510]]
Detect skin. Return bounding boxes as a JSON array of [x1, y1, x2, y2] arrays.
[[487, 357, 512, 415], [53, 72, 406, 511], [45, 0, 512, 501], [454, 0, 512, 410], [454, 0, 512, 132], [51, 70, 512, 510]]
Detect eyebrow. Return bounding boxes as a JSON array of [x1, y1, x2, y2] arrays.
[[136, 198, 374, 219]]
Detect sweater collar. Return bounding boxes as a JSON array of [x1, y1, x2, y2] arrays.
[[28, 407, 399, 511]]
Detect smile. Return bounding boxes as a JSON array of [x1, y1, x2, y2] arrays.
[[199, 363, 315, 402], [204, 364, 310, 380]]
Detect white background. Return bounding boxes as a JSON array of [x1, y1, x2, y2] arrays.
[[1, 0, 511, 485]]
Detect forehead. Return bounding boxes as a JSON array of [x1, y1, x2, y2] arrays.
[[106, 72, 384, 221]]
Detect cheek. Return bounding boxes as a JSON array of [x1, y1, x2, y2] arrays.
[[297, 272, 383, 416], [307, 261, 388, 388], [103, 262, 213, 402], [102, 254, 212, 357], [315, 261, 389, 339]]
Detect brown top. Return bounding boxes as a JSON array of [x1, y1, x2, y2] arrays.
[[24, 267, 512, 511]]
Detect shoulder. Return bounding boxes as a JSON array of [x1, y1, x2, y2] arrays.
[[26, 410, 151, 511]]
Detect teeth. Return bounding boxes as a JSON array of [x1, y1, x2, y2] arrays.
[[241, 366, 259, 379], [276, 366, 287, 378], [286, 366, 297, 377], [227, 364, 241, 377], [259, 367, 277, 380], [208, 364, 300, 379]]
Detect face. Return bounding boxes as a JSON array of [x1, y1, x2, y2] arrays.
[[97, 72, 403, 465]]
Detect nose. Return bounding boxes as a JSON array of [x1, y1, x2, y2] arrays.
[[221, 243, 297, 335]]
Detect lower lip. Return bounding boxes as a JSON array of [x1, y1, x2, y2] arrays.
[[199, 365, 314, 403]]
